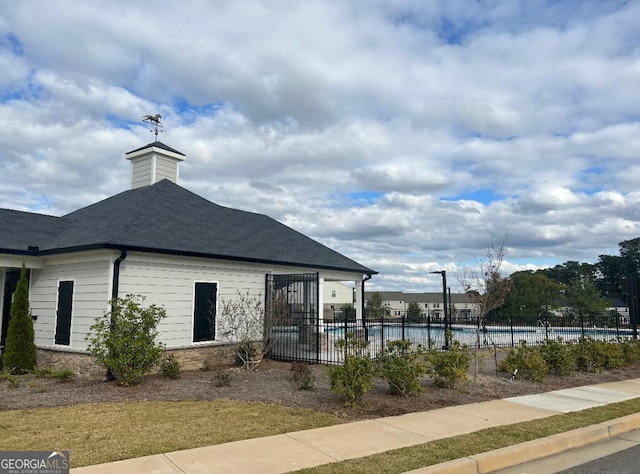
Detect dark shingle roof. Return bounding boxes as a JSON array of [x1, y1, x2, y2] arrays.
[[1, 180, 375, 274], [0, 208, 74, 254], [126, 141, 185, 156]]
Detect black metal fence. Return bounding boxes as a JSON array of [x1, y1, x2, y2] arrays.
[[265, 311, 639, 365]]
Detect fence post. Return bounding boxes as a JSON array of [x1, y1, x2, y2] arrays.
[[544, 317, 549, 341], [615, 312, 620, 339], [344, 315, 348, 360], [427, 314, 431, 349], [402, 315, 406, 341], [510, 313, 514, 347], [580, 314, 585, 338], [381, 315, 385, 353]]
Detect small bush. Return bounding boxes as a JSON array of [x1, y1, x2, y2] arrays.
[[235, 342, 258, 368], [213, 370, 232, 387], [571, 337, 609, 373], [200, 360, 212, 372], [27, 380, 47, 393], [375, 340, 427, 396], [500, 341, 548, 382], [160, 354, 181, 379], [86, 294, 166, 386], [51, 369, 75, 383], [328, 334, 374, 406], [539, 338, 576, 376], [291, 362, 315, 390], [620, 339, 640, 365], [1, 372, 20, 389], [425, 340, 470, 388], [600, 341, 626, 370]]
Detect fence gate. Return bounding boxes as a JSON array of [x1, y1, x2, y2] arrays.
[[264, 272, 320, 363]]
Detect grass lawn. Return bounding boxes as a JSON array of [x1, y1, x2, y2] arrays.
[[2, 397, 640, 470], [0, 400, 342, 467]]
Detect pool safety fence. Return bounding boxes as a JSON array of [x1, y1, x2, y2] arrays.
[[265, 311, 639, 365]]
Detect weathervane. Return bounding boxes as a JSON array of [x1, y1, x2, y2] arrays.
[[142, 114, 163, 141]]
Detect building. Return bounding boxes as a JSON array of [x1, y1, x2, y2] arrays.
[[364, 291, 479, 321], [0, 141, 376, 376], [322, 281, 355, 320]]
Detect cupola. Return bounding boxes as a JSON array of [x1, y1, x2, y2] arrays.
[[125, 141, 185, 189]]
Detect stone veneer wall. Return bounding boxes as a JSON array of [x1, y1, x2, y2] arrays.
[[164, 343, 242, 371], [36, 343, 244, 379], [37, 348, 106, 380]]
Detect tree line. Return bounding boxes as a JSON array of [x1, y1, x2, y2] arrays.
[[491, 237, 640, 323]]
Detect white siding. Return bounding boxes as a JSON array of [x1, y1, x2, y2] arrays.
[[29, 253, 111, 351], [323, 281, 354, 306], [118, 254, 266, 348], [131, 157, 153, 188], [117, 252, 365, 348], [155, 155, 178, 183]]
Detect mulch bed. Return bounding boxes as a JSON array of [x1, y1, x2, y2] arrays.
[[3, 353, 640, 421]]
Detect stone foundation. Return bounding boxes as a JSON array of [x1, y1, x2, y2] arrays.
[[36, 343, 249, 380], [37, 348, 105, 379], [164, 343, 242, 371]]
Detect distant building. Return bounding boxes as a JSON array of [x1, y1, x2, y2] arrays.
[[323, 281, 355, 320], [364, 291, 479, 321]]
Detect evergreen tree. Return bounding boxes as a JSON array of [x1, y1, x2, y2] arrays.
[[366, 292, 386, 319], [406, 302, 424, 322], [2, 263, 37, 374]]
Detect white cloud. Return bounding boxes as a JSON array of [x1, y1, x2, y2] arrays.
[[1, 0, 639, 290]]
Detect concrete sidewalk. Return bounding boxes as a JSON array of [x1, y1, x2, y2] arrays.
[[72, 378, 640, 474]]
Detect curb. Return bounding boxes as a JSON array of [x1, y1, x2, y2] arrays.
[[406, 412, 640, 474]]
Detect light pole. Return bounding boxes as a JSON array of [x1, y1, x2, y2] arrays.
[[431, 270, 449, 349]]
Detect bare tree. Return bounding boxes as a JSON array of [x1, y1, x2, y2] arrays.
[[457, 237, 511, 378], [214, 289, 290, 369]]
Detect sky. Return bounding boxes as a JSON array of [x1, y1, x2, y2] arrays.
[[1, 1, 639, 292]]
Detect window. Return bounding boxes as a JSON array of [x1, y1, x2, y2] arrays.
[[331, 290, 337, 298], [193, 282, 217, 342], [434, 303, 440, 308], [55, 280, 74, 345]]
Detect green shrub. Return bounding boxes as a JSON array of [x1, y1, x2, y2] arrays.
[[291, 362, 315, 390], [328, 334, 374, 406], [160, 354, 181, 379], [50, 368, 75, 383], [539, 338, 576, 376], [571, 337, 611, 373], [1, 372, 20, 389], [86, 294, 166, 386], [200, 360, 212, 372], [425, 340, 471, 388], [620, 339, 640, 365], [2, 264, 37, 374], [500, 341, 548, 382], [213, 370, 232, 387], [375, 340, 427, 396]]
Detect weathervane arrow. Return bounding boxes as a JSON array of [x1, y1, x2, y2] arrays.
[[142, 114, 163, 141]]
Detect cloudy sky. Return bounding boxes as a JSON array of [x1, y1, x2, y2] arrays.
[[1, 1, 639, 292]]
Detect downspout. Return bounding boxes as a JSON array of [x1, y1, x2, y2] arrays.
[[111, 249, 128, 304], [361, 274, 372, 331], [107, 249, 127, 381]]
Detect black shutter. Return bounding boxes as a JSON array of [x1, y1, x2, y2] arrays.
[[193, 282, 216, 342], [55, 281, 74, 345]]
